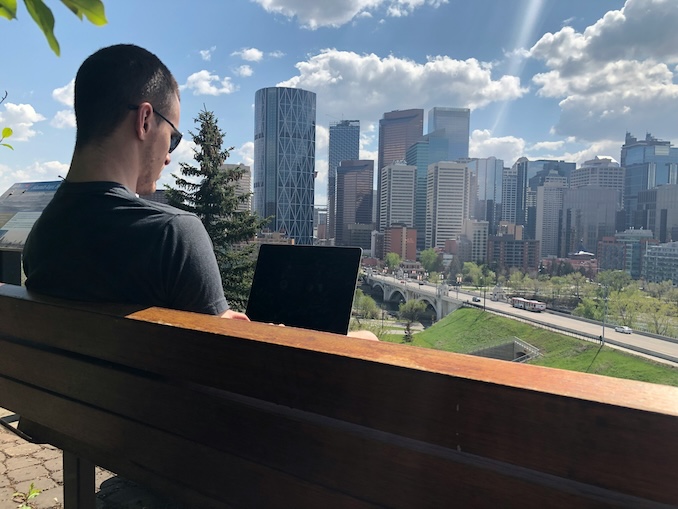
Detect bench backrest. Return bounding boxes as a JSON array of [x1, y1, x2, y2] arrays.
[[1, 283, 677, 508]]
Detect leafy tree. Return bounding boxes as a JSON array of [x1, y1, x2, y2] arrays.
[[166, 108, 266, 311], [398, 299, 426, 342], [643, 297, 672, 336], [0, 91, 12, 150], [462, 261, 482, 288], [572, 298, 603, 320], [596, 270, 631, 294], [567, 272, 586, 299], [353, 289, 379, 320], [427, 271, 440, 283], [608, 287, 641, 328], [419, 248, 442, 273], [384, 252, 401, 271], [0, 0, 107, 56]]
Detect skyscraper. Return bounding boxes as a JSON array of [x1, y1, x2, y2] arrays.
[[377, 109, 423, 229], [253, 87, 316, 245], [535, 172, 568, 258], [406, 130, 449, 251], [327, 120, 360, 241], [221, 163, 252, 213], [465, 157, 504, 234], [426, 162, 471, 249], [379, 162, 416, 232], [427, 107, 470, 161], [621, 132, 678, 229], [335, 159, 373, 248]]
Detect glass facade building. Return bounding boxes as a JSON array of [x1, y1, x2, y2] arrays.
[[621, 132, 678, 229], [427, 107, 470, 161], [377, 109, 423, 229], [253, 87, 316, 245], [327, 120, 360, 241], [335, 160, 374, 247]]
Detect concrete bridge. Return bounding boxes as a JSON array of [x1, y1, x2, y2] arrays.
[[364, 273, 464, 321]]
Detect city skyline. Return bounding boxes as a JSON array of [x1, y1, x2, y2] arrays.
[[4, 0, 675, 207]]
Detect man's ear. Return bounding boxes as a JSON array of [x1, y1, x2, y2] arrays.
[[133, 103, 153, 141]]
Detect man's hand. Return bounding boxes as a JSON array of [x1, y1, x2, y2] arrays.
[[347, 330, 379, 341], [221, 310, 250, 321]]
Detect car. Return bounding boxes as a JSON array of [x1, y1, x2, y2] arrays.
[[614, 325, 633, 334], [472, 297, 481, 302]]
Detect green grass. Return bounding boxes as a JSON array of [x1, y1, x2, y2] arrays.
[[388, 308, 678, 387]]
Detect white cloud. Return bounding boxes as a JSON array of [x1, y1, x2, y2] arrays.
[[231, 47, 264, 62], [528, 140, 565, 152], [252, 0, 447, 29], [52, 80, 74, 107], [51, 109, 76, 129], [199, 46, 217, 61], [528, 0, 678, 142], [0, 160, 69, 195], [268, 50, 285, 58], [234, 65, 254, 77], [0, 103, 46, 141], [235, 141, 254, 167], [278, 50, 527, 126], [470, 129, 526, 166], [180, 71, 238, 96]]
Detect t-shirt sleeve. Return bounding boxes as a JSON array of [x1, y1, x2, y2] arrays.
[[159, 214, 229, 315]]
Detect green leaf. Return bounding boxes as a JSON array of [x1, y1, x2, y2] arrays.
[[1, 143, 14, 149], [2, 127, 13, 138], [0, 0, 17, 20], [60, 0, 107, 25], [24, 0, 60, 55]]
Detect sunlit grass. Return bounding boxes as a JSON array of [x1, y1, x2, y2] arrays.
[[383, 308, 678, 387]]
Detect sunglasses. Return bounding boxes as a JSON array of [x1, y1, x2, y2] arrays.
[[128, 104, 183, 153]]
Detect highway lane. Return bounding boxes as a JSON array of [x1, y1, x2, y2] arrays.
[[367, 274, 678, 365]]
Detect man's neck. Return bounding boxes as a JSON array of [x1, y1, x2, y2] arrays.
[[66, 143, 139, 193]]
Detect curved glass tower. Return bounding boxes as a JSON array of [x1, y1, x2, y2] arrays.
[[254, 87, 316, 245]]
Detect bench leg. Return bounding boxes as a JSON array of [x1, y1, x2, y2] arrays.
[[63, 451, 95, 509]]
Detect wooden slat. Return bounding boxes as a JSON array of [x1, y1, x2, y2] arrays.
[[1, 285, 678, 506]]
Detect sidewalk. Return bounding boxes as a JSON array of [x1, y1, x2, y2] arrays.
[[0, 409, 178, 509]]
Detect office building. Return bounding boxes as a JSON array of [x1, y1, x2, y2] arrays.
[[465, 157, 504, 234], [462, 219, 489, 264], [535, 172, 568, 258], [426, 162, 471, 250], [621, 132, 678, 229], [221, 163, 252, 213], [561, 187, 618, 257], [384, 225, 417, 261], [637, 184, 678, 242], [327, 120, 360, 240], [376, 109, 423, 229], [253, 87, 316, 245], [614, 228, 657, 278], [379, 162, 416, 233], [427, 107, 470, 161], [335, 160, 374, 248], [503, 158, 575, 240], [643, 242, 678, 284], [406, 130, 449, 251], [570, 157, 624, 208], [487, 235, 540, 274]]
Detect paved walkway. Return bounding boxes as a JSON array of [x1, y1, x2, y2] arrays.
[[0, 409, 178, 509]]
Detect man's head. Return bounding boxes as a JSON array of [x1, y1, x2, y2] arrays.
[[74, 44, 180, 151]]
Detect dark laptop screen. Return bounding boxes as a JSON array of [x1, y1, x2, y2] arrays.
[[246, 245, 362, 334]]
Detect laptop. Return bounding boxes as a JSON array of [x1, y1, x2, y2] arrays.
[[246, 244, 362, 334]]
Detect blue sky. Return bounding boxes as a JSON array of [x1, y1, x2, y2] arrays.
[[2, 0, 677, 205]]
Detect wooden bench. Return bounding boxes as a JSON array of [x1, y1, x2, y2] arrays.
[[0, 282, 677, 508]]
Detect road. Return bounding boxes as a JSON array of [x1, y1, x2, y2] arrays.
[[367, 274, 678, 365]]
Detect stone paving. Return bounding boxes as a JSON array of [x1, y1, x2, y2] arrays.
[[0, 409, 179, 509]]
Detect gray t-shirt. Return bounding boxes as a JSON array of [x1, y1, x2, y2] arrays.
[[23, 181, 229, 315]]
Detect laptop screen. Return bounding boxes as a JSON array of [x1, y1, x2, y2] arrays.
[[246, 245, 362, 334]]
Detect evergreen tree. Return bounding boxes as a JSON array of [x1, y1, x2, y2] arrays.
[[166, 108, 266, 311]]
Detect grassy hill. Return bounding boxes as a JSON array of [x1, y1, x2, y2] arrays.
[[380, 308, 678, 387]]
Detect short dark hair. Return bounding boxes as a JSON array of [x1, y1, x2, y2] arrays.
[[74, 44, 179, 149]]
